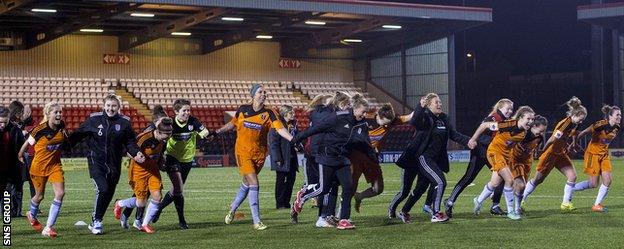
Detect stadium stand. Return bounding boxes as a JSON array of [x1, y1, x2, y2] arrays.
[[1, 75, 413, 160], [1, 76, 385, 131]]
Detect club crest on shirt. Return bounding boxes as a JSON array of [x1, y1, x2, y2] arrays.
[[357, 127, 362, 134], [188, 125, 194, 131], [115, 124, 121, 132], [261, 114, 267, 120], [435, 120, 446, 130]]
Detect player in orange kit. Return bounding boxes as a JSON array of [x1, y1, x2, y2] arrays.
[[18, 102, 68, 238], [509, 115, 548, 215], [571, 105, 620, 212], [522, 97, 587, 212], [217, 84, 293, 230], [114, 117, 173, 233], [352, 104, 412, 213], [470, 106, 535, 220]]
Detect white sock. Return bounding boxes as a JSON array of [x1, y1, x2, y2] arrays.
[[522, 180, 536, 202], [514, 194, 522, 214], [573, 180, 591, 192], [503, 187, 514, 214], [594, 184, 610, 206], [562, 181, 575, 204], [477, 184, 494, 204], [143, 199, 160, 227], [46, 199, 62, 228], [119, 197, 137, 208]]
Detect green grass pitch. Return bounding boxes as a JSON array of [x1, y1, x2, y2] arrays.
[[8, 160, 624, 248]]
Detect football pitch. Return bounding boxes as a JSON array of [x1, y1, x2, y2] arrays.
[[9, 160, 624, 248]]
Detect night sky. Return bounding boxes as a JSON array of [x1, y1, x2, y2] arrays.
[[399, 0, 595, 75]]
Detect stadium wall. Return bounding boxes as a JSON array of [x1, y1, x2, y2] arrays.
[[0, 35, 353, 82], [369, 37, 450, 111]]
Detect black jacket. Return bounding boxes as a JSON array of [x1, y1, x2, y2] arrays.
[[0, 122, 25, 181], [396, 104, 470, 172], [68, 112, 140, 177], [293, 109, 374, 167], [304, 105, 334, 156], [269, 118, 299, 172]]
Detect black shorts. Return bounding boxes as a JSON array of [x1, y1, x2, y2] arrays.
[[164, 155, 193, 173]]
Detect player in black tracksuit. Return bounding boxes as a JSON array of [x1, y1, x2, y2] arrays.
[[291, 107, 375, 229], [394, 94, 473, 223], [300, 104, 340, 226], [444, 101, 513, 217], [69, 95, 144, 235]]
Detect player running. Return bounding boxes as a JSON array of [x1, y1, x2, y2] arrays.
[[571, 105, 620, 212], [353, 104, 412, 213], [18, 102, 68, 238], [114, 117, 173, 233], [151, 99, 211, 230], [470, 106, 536, 220], [509, 115, 548, 215], [445, 99, 513, 217], [522, 97, 586, 212], [68, 94, 145, 235]]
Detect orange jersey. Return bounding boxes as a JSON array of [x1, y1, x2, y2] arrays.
[[487, 119, 527, 158], [28, 122, 68, 177], [367, 114, 411, 150], [585, 119, 619, 155], [230, 105, 284, 155], [512, 131, 543, 163], [130, 130, 166, 177], [545, 117, 578, 155]]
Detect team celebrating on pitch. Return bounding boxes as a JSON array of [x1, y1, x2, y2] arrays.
[[0, 83, 620, 238]]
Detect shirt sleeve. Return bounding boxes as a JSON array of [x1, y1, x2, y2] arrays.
[[553, 118, 571, 139], [496, 120, 517, 132], [26, 135, 35, 146], [68, 117, 92, 147], [123, 123, 141, 157], [192, 117, 210, 138], [591, 120, 608, 133], [488, 122, 499, 131], [229, 112, 239, 128], [268, 110, 284, 130]]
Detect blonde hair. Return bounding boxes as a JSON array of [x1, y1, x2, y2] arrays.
[[601, 104, 621, 119], [490, 98, 513, 116], [350, 93, 369, 109], [512, 106, 534, 120], [41, 101, 61, 125], [307, 94, 332, 112], [424, 93, 439, 107], [279, 105, 294, 117], [564, 96, 586, 117], [330, 91, 351, 108]]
